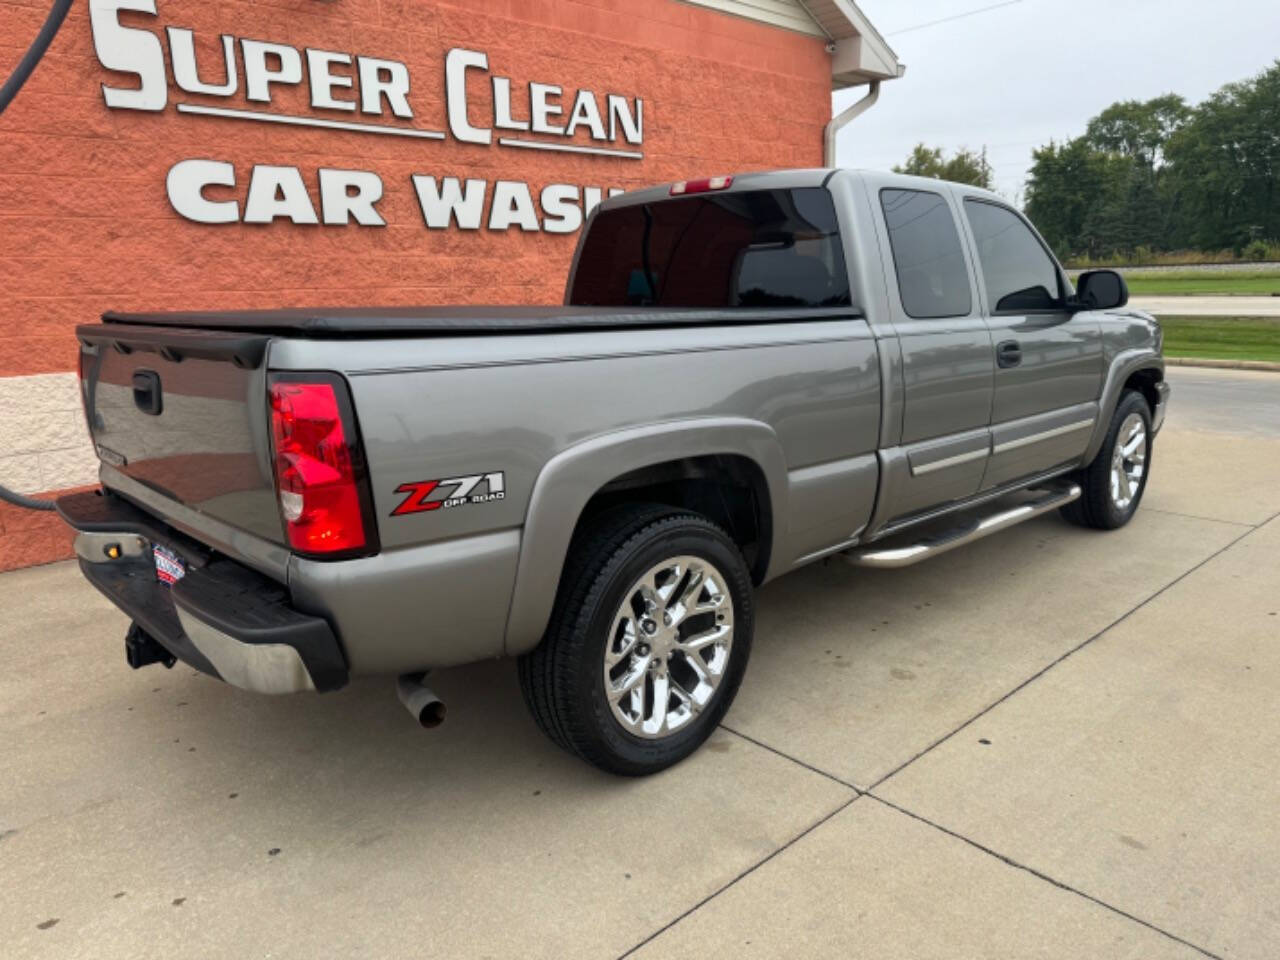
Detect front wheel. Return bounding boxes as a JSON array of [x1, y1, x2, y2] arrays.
[[1061, 389, 1153, 530], [518, 504, 754, 776]]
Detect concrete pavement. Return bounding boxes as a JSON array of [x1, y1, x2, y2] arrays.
[[3, 367, 1278, 959], [877, 514, 1280, 958], [1161, 367, 1280, 438], [1130, 295, 1280, 316]]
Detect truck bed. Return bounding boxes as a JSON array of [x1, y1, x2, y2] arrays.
[[101, 305, 858, 338]]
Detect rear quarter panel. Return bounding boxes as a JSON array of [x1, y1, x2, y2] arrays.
[[271, 320, 880, 671]]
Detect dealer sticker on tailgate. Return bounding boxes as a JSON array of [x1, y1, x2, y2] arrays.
[[153, 545, 186, 586]]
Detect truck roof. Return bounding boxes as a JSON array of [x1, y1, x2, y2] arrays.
[[598, 168, 1005, 212]]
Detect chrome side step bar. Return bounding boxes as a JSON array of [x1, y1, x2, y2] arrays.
[[843, 484, 1082, 569]]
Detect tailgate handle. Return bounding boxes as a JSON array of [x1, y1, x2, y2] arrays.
[[132, 369, 163, 416]]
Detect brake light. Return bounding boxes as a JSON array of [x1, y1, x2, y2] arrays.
[[670, 176, 733, 196], [269, 377, 372, 556]]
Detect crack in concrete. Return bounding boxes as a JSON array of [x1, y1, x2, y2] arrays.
[[719, 725, 863, 793], [1144, 507, 1258, 528], [866, 795, 1226, 960], [616, 794, 862, 959]]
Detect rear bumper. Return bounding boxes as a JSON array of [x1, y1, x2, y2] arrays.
[[1152, 380, 1171, 434], [58, 491, 347, 694]]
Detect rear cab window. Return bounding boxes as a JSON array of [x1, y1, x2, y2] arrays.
[[568, 188, 851, 308], [879, 188, 972, 319], [963, 199, 1064, 313]]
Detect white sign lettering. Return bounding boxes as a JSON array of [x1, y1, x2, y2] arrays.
[[166, 163, 623, 229], [166, 159, 237, 224], [446, 48, 492, 145], [412, 176, 488, 231], [89, 0, 642, 231], [90, 0, 166, 111]]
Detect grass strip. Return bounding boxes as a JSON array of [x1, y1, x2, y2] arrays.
[[1125, 273, 1280, 296], [1159, 316, 1280, 363]]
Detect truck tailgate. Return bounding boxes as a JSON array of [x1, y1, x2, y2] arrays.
[[76, 324, 284, 546]]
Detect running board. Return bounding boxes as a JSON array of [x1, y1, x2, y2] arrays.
[[842, 483, 1082, 569]]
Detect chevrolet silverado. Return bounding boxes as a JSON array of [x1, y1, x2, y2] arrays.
[[60, 169, 1169, 775]]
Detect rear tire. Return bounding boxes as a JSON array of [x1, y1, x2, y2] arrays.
[[1061, 389, 1153, 530], [518, 503, 754, 776]]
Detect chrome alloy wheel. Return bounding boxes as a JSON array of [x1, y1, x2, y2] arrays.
[[1110, 412, 1148, 510], [603, 556, 735, 739]]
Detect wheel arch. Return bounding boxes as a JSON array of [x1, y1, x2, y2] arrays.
[[1082, 350, 1165, 465], [503, 418, 788, 656], [576, 453, 774, 582], [1123, 366, 1164, 416]]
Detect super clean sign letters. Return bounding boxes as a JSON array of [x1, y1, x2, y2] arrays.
[[90, 0, 643, 232]]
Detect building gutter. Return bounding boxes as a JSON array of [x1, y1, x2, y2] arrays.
[[823, 80, 881, 166]]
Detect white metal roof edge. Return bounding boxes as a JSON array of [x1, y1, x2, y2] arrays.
[[825, 0, 905, 79], [677, 0, 904, 85]]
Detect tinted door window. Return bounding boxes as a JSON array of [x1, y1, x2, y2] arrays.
[[880, 188, 972, 319], [568, 188, 851, 308], [965, 200, 1063, 312]]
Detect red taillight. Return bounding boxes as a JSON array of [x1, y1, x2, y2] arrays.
[[670, 176, 733, 196], [269, 377, 371, 556]]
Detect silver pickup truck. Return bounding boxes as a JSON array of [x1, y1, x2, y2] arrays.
[[61, 169, 1168, 775]]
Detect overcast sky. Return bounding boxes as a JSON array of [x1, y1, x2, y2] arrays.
[[838, 0, 1280, 202]]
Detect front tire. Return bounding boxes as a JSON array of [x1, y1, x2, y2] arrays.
[[518, 504, 754, 776], [1061, 389, 1153, 530]]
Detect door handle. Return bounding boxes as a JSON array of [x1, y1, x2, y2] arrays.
[[996, 340, 1022, 368]]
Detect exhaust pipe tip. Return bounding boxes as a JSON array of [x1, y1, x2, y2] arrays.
[[417, 699, 447, 728], [396, 673, 447, 729]]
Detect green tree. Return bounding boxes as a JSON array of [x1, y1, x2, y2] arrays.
[[1079, 156, 1163, 256], [1081, 95, 1190, 255], [894, 143, 993, 189], [1023, 70, 1280, 260], [1163, 61, 1280, 250], [1025, 137, 1111, 258], [1084, 94, 1192, 168], [1027, 136, 1170, 261]]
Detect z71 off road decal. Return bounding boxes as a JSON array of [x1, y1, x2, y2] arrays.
[[392, 472, 506, 517]]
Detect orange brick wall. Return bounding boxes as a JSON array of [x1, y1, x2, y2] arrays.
[[0, 0, 833, 570], [0, 489, 86, 573]]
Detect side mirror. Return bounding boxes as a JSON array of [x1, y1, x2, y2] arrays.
[[1071, 269, 1129, 311]]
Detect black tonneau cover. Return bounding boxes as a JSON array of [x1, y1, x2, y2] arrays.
[[101, 305, 859, 338]]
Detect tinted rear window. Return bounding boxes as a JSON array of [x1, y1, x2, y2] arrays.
[[880, 188, 972, 319], [568, 188, 851, 309]]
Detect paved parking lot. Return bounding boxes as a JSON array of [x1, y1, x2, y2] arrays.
[[3, 367, 1277, 960]]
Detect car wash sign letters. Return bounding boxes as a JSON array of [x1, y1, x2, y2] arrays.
[[90, 0, 643, 232]]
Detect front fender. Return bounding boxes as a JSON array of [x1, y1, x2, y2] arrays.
[[1082, 348, 1165, 464], [502, 417, 788, 656]]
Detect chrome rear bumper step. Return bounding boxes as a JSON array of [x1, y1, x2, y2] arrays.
[[843, 483, 1082, 569]]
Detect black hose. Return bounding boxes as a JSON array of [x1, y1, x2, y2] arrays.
[[0, 0, 74, 116], [0, 486, 57, 511], [0, 1, 75, 512]]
